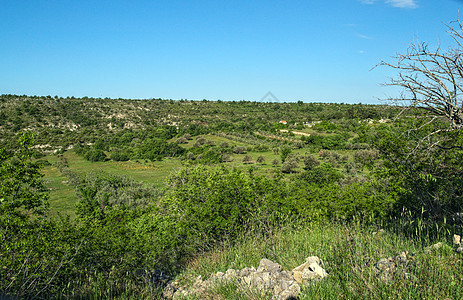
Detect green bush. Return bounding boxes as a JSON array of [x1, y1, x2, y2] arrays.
[[84, 148, 107, 162], [110, 149, 130, 161], [161, 166, 294, 248], [297, 163, 343, 186]]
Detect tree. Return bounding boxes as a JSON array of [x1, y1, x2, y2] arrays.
[[374, 20, 463, 217], [0, 133, 48, 216], [281, 153, 301, 174], [280, 147, 292, 162], [0, 133, 76, 298], [233, 146, 247, 154], [84, 148, 107, 162], [176, 137, 188, 144], [303, 154, 320, 170], [378, 19, 463, 152], [242, 155, 253, 164]]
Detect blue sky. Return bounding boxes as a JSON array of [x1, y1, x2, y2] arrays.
[[1, 0, 463, 103]]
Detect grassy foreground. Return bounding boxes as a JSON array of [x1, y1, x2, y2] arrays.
[[65, 217, 463, 299], [168, 218, 462, 300]]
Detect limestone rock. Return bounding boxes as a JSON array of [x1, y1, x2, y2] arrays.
[[301, 262, 328, 281], [453, 234, 461, 245], [257, 258, 283, 273], [375, 251, 415, 282], [433, 242, 443, 249], [425, 242, 443, 253], [164, 257, 322, 299], [292, 256, 327, 284], [394, 251, 408, 265]]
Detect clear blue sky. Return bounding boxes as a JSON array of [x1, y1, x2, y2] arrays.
[[1, 0, 463, 103]]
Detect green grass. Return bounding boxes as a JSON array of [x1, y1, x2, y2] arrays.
[[41, 161, 78, 218], [62, 151, 181, 187], [41, 150, 182, 217], [172, 219, 463, 299]]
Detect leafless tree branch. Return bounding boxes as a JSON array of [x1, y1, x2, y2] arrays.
[[376, 19, 463, 142]]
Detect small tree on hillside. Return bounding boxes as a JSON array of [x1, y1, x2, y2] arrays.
[[242, 155, 253, 164], [280, 147, 292, 162], [303, 154, 320, 170]]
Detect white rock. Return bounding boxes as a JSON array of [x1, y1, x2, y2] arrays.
[[453, 234, 461, 245]]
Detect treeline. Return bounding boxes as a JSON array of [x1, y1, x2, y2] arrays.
[[0, 94, 398, 152]]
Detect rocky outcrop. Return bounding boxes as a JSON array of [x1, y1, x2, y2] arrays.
[[374, 251, 416, 282], [164, 257, 328, 299]]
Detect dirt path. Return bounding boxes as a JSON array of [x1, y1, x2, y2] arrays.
[[279, 130, 311, 137], [254, 131, 299, 143]]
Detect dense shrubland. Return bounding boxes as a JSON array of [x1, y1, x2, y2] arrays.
[[1, 95, 462, 299]]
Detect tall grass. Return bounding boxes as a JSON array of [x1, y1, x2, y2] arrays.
[[20, 213, 462, 299], [173, 215, 463, 299]]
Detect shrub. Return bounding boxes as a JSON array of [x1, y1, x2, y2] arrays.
[[176, 137, 188, 144], [110, 149, 130, 161], [303, 154, 320, 170], [297, 163, 344, 186], [161, 166, 294, 247], [233, 146, 246, 154], [242, 155, 253, 164], [84, 149, 107, 162], [280, 147, 291, 162]]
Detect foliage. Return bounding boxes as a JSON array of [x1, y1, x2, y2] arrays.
[[280, 147, 292, 162], [297, 163, 344, 187], [313, 120, 338, 132], [161, 166, 294, 249], [110, 148, 130, 161], [303, 153, 320, 170], [136, 138, 185, 161], [364, 119, 463, 218], [84, 148, 107, 162], [0, 133, 49, 216], [0, 134, 79, 298], [74, 171, 162, 220], [281, 153, 301, 174]]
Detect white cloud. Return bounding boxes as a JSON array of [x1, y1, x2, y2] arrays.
[[358, 0, 418, 9], [356, 33, 373, 39], [386, 0, 418, 8]]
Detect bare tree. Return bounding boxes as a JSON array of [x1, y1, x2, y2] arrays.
[[378, 19, 463, 152], [375, 20, 463, 216]]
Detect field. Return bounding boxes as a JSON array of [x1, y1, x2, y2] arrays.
[[42, 151, 182, 216], [41, 128, 360, 217]]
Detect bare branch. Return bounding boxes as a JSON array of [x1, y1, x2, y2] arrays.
[[378, 20, 463, 151]]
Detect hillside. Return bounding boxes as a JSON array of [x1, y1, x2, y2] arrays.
[[1, 95, 462, 299]]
